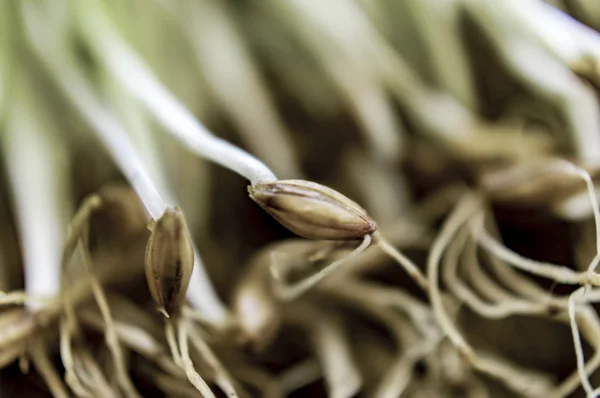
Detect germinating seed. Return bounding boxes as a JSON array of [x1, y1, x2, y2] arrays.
[[249, 179, 377, 240], [145, 207, 194, 317]]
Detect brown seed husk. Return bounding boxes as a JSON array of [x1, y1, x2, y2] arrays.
[[248, 179, 377, 240], [144, 207, 194, 317]]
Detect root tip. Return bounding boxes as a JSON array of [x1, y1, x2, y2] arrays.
[[159, 307, 170, 318]]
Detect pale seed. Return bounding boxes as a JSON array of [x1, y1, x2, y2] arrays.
[[248, 179, 377, 240]]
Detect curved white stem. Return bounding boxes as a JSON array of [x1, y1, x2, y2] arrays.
[[183, 0, 302, 179], [504, 0, 600, 67], [23, 12, 167, 219], [2, 76, 69, 308], [75, 0, 277, 186], [22, 0, 229, 324], [467, 0, 600, 163]]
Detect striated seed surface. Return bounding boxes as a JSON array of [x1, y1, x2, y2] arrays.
[[249, 179, 377, 240], [144, 207, 194, 317]]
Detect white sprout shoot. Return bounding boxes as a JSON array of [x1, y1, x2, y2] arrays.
[[2, 72, 70, 310], [74, 0, 277, 186], [21, 0, 228, 324]]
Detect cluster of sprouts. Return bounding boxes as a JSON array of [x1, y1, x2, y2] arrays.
[[2, 0, 600, 397]]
